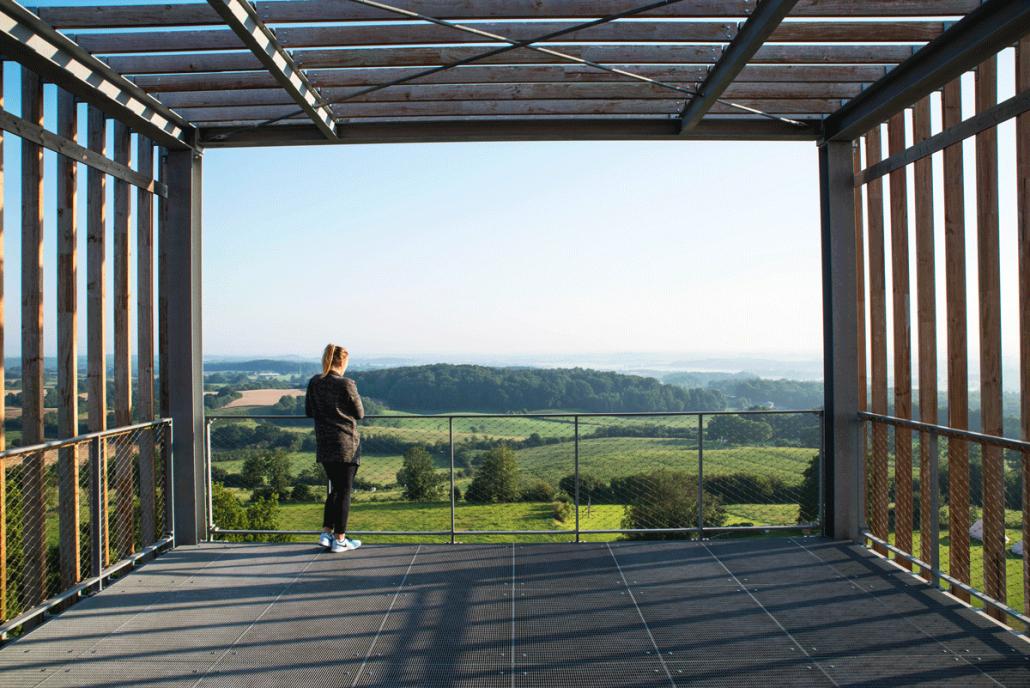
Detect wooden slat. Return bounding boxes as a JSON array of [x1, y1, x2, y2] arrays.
[[112, 121, 134, 558], [157, 149, 170, 422], [20, 67, 46, 607], [69, 20, 945, 54], [176, 99, 844, 122], [887, 112, 913, 570], [104, 44, 916, 75], [912, 95, 937, 583], [0, 63, 6, 622], [865, 125, 889, 555], [56, 88, 80, 589], [1017, 35, 1030, 619], [134, 64, 890, 92], [941, 77, 970, 602], [36, 1, 979, 28], [0, 107, 167, 196], [137, 138, 156, 546], [854, 142, 866, 416], [86, 106, 109, 571], [975, 55, 1005, 620], [157, 81, 864, 109]]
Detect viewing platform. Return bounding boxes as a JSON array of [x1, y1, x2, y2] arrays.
[[2, 538, 1027, 687]]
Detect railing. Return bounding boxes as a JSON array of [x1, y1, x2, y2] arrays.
[[0, 419, 174, 639], [204, 410, 822, 543], [859, 411, 1030, 630]]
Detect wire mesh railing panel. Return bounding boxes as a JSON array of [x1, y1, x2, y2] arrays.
[[0, 420, 171, 629], [701, 412, 822, 534], [861, 414, 1028, 632], [452, 415, 575, 542], [574, 414, 698, 538]]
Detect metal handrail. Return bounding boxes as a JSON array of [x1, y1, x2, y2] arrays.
[[0, 418, 172, 461], [205, 409, 824, 540], [858, 411, 1030, 453]]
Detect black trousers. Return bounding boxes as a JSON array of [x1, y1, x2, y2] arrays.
[[322, 462, 359, 534]]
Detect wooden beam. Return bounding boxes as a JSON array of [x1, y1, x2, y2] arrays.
[[137, 138, 156, 546], [912, 95, 937, 583], [852, 141, 867, 540], [0, 107, 166, 196], [680, 0, 798, 133], [0, 0, 192, 149], [35, 0, 981, 28], [105, 44, 915, 75], [888, 112, 913, 570], [856, 88, 1030, 186], [206, 0, 337, 139], [941, 77, 970, 602], [135, 64, 891, 92], [112, 121, 133, 559], [0, 63, 6, 622], [56, 88, 80, 589], [1018, 35, 1030, 619], [86, 106, 109, 572], [975, 55, 1005, 621], [20, 67, 46, 607], [865, 125, 889, 555], [157, 81, 866, 109], [69, 20, 946, 54]]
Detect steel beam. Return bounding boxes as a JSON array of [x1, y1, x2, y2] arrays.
[[822, 0, 1030, 143], [819, 140, 861, 540], [0, 0, 192, 149], [207, 0, 337, 139], [161, 149, 205, 545], [679, 0, 799, 134]]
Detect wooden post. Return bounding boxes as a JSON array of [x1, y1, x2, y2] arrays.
[[0, 62, 6, 622], [853, 142, 867, 530], [87, 106, 109, 570], [865, 125, 889, 554], [21, 68, 46, 607], [941, 77, 970, 602], [912, 96, 937, 583], [888, 112, 913, 569], [975, 55, 1005, 620], [1017, 35, 1030, 618], [112, 122, 133, 558], [161, 150, 205, 545], [56, 88, 80, 588], [137, 137, 156, 545]]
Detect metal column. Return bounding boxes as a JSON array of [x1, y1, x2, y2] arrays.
[[160, 149, 205, 545], [819, 139, 861, 540]]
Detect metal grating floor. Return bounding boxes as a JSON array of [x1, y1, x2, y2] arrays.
[[1, 538, 1028, 687]]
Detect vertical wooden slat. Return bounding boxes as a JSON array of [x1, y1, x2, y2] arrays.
[[1017, 35, 1030, 618], [86, 106, 109, 570], [137, 138, 156, 545], [975, 55, 1005, 620], [942, 77, 970, 602], [865, 125, 889, 554], [912, 96, 937, 582], [157, 150, 171, 534], [56, 89, 80, 588], [853, 140, 868, 538], [20, 68, 46, 607], [888, 112, 913, 569], [112, 122, 133, 558], [0, 63, 7, 621]]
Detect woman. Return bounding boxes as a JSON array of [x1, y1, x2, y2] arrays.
[[306, 343, 364, 553]]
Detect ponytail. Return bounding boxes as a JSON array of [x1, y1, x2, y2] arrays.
[[321, 343, 348, 377]]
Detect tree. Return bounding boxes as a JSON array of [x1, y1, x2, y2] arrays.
[[240, 454, 267, 488], [706, 414, 774, 444], [621, 470, 725, 539], [265, 451, 293, 498], [464, 445, 520, 503], [211, 483, 247, 531], [798, 454, 821, 524], [396, 446, 446, 501]]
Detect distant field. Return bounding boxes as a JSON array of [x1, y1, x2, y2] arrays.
[[225, 388, 304, 408]]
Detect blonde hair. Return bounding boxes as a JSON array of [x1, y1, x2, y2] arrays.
[[321, 343, 349, 377]]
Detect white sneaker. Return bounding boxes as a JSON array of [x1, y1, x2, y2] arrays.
[[330, 537, 361, 553], [318, 532, 332, 548]]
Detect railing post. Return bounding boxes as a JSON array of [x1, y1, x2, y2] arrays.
[[574, 416, 580, 543], [166, 420, 175, 547], [928, 428, 941, 589], [449, 417, 455, 545], [818, 411, 826, 530], [205, 418, 214, 539], [697, 413, 704, 540], [90, 435, 104, 589]]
